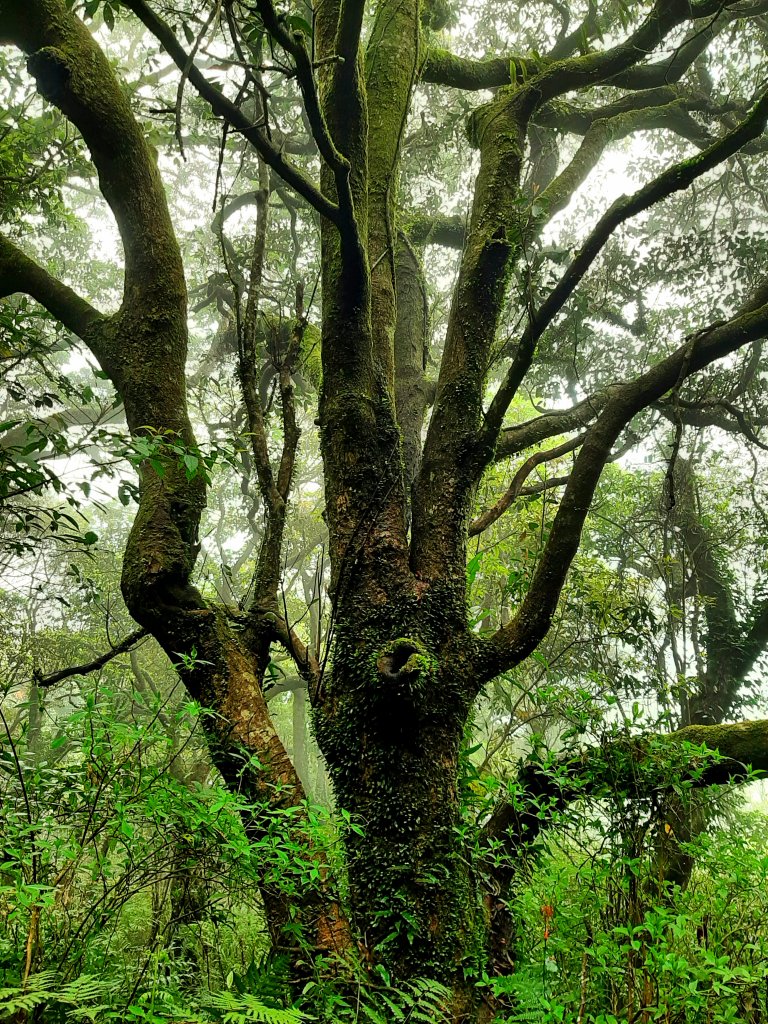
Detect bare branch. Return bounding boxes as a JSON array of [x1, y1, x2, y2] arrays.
[[35, 629, 149, 688], [470, 434, 585, 537], [120, 0, 340, 223]]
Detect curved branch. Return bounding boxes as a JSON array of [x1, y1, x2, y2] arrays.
[[35, 629, 149, 688], [0, 233, 104, 342], [119, 0, 340, 224], [270, 615, 321, 699], [656, 395, 768, 449], [470, 434, 584, 536], [483, 295, 768, 680], [496, 394, 611, 461], [422, 2, 765, 92]]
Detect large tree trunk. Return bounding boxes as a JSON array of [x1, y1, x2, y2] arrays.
[[313, 595, 483, 991]]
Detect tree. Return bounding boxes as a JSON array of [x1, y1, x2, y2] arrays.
[[4, 0, 768, 1015]]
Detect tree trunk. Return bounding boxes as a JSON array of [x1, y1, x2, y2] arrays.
[[313, 593, 484, 994]]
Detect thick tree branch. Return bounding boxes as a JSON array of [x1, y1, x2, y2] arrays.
[[496, 394, 611, 461], [608, 0, 768, 89], [534, 88, 715, 143], [421, 48, 538, 90], [0, 233, 104, 342], [366, 0, 421, 386], [422, 2, 765, 92], [484, 718, 768, 853], [406, 212, 466, 249]]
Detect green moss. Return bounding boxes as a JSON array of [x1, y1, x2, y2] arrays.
[[310, 587, 490, 983]]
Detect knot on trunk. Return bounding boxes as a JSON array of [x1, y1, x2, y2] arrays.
[[28, 48, 71, 104], [372, 639, 437, 719], [376, 639, 425, 683]]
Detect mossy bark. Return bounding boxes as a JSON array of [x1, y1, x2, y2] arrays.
[[412, 87, 528, 580], [313, 590, 486, 987]]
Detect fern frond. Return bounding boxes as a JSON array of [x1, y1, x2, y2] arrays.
[[204, 990, 305, 1024]]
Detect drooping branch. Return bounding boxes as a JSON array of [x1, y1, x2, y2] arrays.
[[119, 0, 340, 224]]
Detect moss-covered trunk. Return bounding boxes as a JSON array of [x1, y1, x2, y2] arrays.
[[312, 591, 485, 992]]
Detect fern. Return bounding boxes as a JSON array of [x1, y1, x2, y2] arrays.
[[0, 971, 111, 1018], [203, 990, 305, 1024], [496, 968, 549, 1024], [351, 977, 451, 1024], [229, 953, 291, 1007]]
